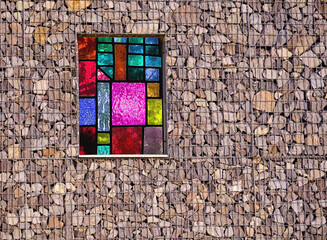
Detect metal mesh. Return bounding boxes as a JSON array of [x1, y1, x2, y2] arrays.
[[0, 0, 327, 239]]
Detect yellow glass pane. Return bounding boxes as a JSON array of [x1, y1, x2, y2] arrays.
[[97, 133, 110, 144], [147, 99, 162, 125], [147, 83, 160, 97]]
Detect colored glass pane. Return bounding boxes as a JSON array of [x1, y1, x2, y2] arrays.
[[144, 127, 162, 154], [128, 68, 144, 81], [97, 69, 110, 81], [147, 83, 160, 97], [98, 53, 113, 65], [115, 44, 126, 81], [129, 45, 143, 54], [98, 37, 112, 42], [129, 38, 144, 43], [145, 38, 158, 44], [98, 83, 110, 131], [112, 127, 142, 154], [145, 45, 159, 55], [112, 83, 145, 125], [79, 98, 96, 125], [128, 55, 144, 66], [145, 56, 161, 67], [100, 67, 113, 79], [80, 127, 96, 155], [145, 68, 159, 81], [78, 37, 96, 60], [79, 62, 96, 96], [98, 44, 113, 52], [97, 146, 110, 155], [147, 99, 162, 125], [97, 133, 110, 144], [114, 37, 127, 43]]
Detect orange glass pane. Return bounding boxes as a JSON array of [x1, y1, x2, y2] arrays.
[[78, 37, 96, 60], [114, 44, 126, 81], [147, 83, 160, 97]]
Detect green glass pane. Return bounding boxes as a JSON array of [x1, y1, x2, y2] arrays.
[[145, 45, 159, 55], [129, 38, 144, 43], [98, 44, 113, 52], [147, 99, 162, 125], [128, 68, 144, 81], [97, 133, 110, 144], [98, 53, 113, 65], [100, 67, 113, 79], [128, 55, 144, 66], [98, 37, 112, 42], [97, 145, 110, 155], [145, 56, 161, 67]]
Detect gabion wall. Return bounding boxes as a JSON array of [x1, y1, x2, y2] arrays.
[[1, 0, 327, 239]]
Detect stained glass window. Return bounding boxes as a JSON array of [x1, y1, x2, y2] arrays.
[[78, 36, 166, 156]]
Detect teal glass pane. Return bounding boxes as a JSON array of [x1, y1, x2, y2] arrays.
[[97, 146, 110, 155], [145, 38, 158, 44], [98, 37, 112, 42], [100, 67, 113, 79], [145, 56, 161, 67], [98, 53, 113, 65], [129, 38, 144, 43], [129, 45, 143, 54], [145, 45, 159, 55], [128, 55, 144, 66], [98, 44, 113, 52], [114, 37, 127, 43], [128, 68, 144, 81]]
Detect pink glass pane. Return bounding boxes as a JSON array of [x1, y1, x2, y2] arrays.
[[79, 62, 96, 96], [97, 69, 110, 81], [112, 82, 145, 125]]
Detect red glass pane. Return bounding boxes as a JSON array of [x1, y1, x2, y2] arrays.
[[78, 37, 96, 60], [79, 62, 96, 96], [114, 44, 126, 81], [79, 127, 96, 155], [112, 127, 142, 154]]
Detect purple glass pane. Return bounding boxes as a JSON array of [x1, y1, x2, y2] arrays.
[[112, 83, 145, 125], [144, 127, 163, 154]]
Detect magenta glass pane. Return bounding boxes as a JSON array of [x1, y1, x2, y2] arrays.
[[79, 61, 96, 96], [112, 82, 145, 125], [97, 69, 110, 81]]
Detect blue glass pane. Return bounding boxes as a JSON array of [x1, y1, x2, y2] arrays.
[[145, 68, 159, 81], [98, 82, 110, 131], [145, 56, 161, 67], [79, 98, 96, 125], [145, 38, 159, 44], [100, 67, 113, 79], [98, 53, 113, 65], [97, 146, 110, 155], [114, 37, 127, 43], [128, 45, 144, 54]]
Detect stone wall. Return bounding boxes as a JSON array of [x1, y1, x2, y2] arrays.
[[0, 0, 327, 239]]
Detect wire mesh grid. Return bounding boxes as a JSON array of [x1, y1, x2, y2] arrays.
[[0, 0, 326, 239]]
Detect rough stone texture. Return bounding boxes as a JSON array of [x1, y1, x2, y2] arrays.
[[0, 0, 327, 239]]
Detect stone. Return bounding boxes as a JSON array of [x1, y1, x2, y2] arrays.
[[168, 5, 201, 26], [131, 21, 159, 34], [254, 126, 269, 136], [249, 13, 262, 32], [300, 51, 322, 68], [104, 173, 115, 188], [34, 27, 49, 45], [253, 91, 276, 112], [305, 134, 320, 146], [311, 217, 326, 228], [33, 80, 49, 95], [268, 178, 289, 190], [277, 48, 292, 59], [6, 213, 19, 226], [182, 91, 196, 105], [65, 0, 91, 11], [207, 226, 224, 237], [48, 216, 64, 228], [193, 222, 206, 233], [310, 73, 325, 89], [16, 1, 34, 11], [291, 200, 303, 214], [8, 144, 20, 158], [52, 183, 66, 195]]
